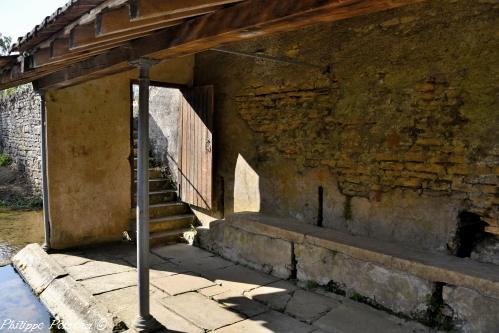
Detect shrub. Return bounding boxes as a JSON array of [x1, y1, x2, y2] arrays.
[[0, 153, 11, 167]]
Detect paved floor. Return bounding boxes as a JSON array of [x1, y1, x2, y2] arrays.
[[50, 243, 437, 333]]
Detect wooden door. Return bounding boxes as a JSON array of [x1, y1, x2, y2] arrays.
[[179, 86, 214, 210]]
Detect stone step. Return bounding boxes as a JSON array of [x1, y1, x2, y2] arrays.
[[134, 148, 152, 157], [130, 202, 191, 219], [150, 214, 195, 233], [150, 228, 190, 248], [133, 157, 154, 168], [129, 214, 195, 233], [134, 168, 162, 179], [133, 190, 177, 205], [133, 178, 172, 192]]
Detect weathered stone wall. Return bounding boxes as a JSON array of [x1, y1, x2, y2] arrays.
[[45, 57, 194, 249], [0, 84, 42, 195], [196, 215, 499, 332], [194, 0, 499, 251], [149, 87, 182, 186]]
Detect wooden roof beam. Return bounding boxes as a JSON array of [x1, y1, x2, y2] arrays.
[[3, 0, 244, 79], [50, 37, 70, 58], [129, 0, 244, 20], [70, 22, 97, 48], [32, 48, 51, 67], [32, 0, 424, 90], [0, 56, 17, 68], [97, 4, 224, 37]]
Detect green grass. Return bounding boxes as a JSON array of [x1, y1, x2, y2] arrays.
[[0, 153, 11, 167]]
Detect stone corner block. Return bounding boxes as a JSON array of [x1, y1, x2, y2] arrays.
[[202, 221, 293, 279], [295, 243, 432, 317], [40, 275, 119, 333], [443, 285, 499, 333], [12, 243, 67, 295]]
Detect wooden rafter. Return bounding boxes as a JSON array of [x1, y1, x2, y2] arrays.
[[0, 56, 17, 68], [1, 0, 424, 90], [129, 0, 244, 20], [71, 5, 224, 50], [26, 0, 241, 69], [12, 0, 108, 53]]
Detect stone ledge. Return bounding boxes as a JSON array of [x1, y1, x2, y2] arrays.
[[12, 243, 67, 294], [443, 286, 499, 333], [224, 213, 499, 300], [294, 243, 433, 316], [200, 220, 294, 279], [12, 243, 123, 333]]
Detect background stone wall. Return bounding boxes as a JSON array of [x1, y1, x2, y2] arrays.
[[0, 84, 42, 195], [149, 86, 182, 186], [194, 0, 499, 251]]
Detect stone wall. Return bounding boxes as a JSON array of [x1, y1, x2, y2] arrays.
[[149, 86, 182, 186], [194, 0, 499, 251], [0, 84, 42, 195], [197, 215, 499, 332], [45, 57, 194, 249]]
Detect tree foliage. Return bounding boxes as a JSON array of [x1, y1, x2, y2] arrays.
[[0, 33, 12, 55]]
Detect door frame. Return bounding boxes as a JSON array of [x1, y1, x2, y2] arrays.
[[128, 80, 188, 208]]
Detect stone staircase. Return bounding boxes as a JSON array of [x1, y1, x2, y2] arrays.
[[130, 124, 196, 247]]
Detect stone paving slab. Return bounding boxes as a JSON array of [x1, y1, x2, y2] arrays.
[[198, 284, 228, 297], [152, 273, 216, 295], [160, 292, 245, 330], [66, 259, 133, 280], [95, 286, 138, 314], [205, 264, 281, 296], [171, 253, 236, 274], [152, 243, 214, 261], [84, 243, 136, 258], [81, 271, 137, 295], [313, 299, 433, 333], [19, 242, 437, 333], [150, 261, 188, 280], [51, 253, 92, 267], [214, 310, 316, 333], [12, 244, 67, 295], [214, 291, 268, 317], [40, 275, 117, 333], [116, 299, 203, 333], [245, 280, 298, 311], [121, 252, 168, 268], [285, 289, 340, 323]]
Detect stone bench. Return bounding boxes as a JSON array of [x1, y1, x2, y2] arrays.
[[197, 213, 499, 333]]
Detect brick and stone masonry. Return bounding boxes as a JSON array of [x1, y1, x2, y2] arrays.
[[194, 0, 499, 252], [0, 84, 42, 196], [193, 1, 499, 330]]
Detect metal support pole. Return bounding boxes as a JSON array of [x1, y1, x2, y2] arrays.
[[39, 92, 51, 252], [130, 58, 161, 332]]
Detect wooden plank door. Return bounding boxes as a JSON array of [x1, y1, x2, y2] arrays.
[[179, 86, 214, 210]]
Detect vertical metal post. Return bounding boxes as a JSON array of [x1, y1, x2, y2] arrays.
[[130, 58, 160, 332], [39, 92, 51, 252]]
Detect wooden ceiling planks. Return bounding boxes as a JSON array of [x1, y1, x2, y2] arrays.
[[129, 0, 244, 20], [13, 0, 108, 53], [0, 56, 17, 68], [1, 0, 424, 90], [19, 0, 239, 70]]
